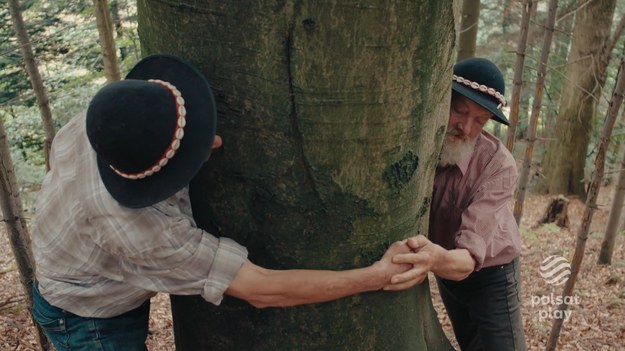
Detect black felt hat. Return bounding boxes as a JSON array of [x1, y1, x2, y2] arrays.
[[452, 57, 509, 125], [86, 54, 217, 208]]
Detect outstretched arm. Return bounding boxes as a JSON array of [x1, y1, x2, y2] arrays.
[[225, 240, 416, 308]]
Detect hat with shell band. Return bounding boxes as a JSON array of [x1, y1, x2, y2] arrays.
[[452, 57, 509, 125], [86, 54, 217, 208]]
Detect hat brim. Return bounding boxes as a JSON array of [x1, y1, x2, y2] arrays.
[[452, 82, 509, 125], [96, 54, 217, 208]]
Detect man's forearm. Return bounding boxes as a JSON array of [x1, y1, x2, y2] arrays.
[[431, 247, 475, 281], [251, 265, 386, 307], [225, 260, 389, 308]]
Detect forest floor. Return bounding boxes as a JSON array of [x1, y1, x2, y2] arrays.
[[1, 186, 624, 351]]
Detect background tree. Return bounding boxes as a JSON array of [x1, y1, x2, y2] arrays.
[[513, 0, 558, 225], [599, 101, 625, 264], [457, 0, 480, 61], [505, 0, 534, 153], [546, 52, 625, 351], [108, 0, 127, 60], [136, 1, 456, 350], [93, 0, 121, 82], [537, 0, 618, 198], [8, 0, 56, 171], [0, 118, 49, 351]]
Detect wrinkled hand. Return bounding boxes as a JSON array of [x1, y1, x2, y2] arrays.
[[383, 235, 438, 291]]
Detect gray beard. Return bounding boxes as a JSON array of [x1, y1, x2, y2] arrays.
[[438, 133, 478, 167]]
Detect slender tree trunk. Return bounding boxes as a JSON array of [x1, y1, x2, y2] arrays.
[[536, 0, 617, 198], [137, 1, 457, 350], [0, 120, 51, 351], [506, 0, 534, 153], [6, 2, 55, 349], [0, 121, 33, 298], [546, 53, 625, 351], [456, 0, 480, 61], [109, 0, 127, 60], [598, 100, 625, 264], [513, 0, 557, 225], [94, 0, 121, 82], [599, 141, 625, 265], [8, 0, 56, 171]]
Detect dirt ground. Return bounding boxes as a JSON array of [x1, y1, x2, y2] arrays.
[[1, 187, 624, 350]]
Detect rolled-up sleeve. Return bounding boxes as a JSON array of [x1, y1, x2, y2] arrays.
[[93, 195, 248, 306], [203, 237, 247, 304]]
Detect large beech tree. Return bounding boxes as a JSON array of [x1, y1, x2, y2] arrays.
[[537, 0, 617, 197], [136, 1, 456, 350]]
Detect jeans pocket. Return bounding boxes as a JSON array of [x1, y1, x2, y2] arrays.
[[32, 304, 67, 332], [32, 305, 71, 350]]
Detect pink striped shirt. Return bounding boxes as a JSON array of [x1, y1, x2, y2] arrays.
[[429, 131, 521, 270]]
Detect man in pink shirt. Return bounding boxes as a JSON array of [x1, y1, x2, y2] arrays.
[[393, 57, 527, 350]]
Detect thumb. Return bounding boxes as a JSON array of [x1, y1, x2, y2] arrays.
[[406, 235, 428, 250]]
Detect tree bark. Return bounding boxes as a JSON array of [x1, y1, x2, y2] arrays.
[[599, 144, 625, 264], [537, 0, 617, 198], [513, 0, 557, 226], [137, 1, 457, 350], [546, 53, 625, 351], [505, 0, 534, 153], [456, 0, 480, 61], [598, 104, 625, 264], [109, 0, 126, 60], [0, 119, 51, 351], [93, 0, 121, 82], [8, 0, 56, 171]]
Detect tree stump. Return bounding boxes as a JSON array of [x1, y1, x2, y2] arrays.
[[537, 196, 570, 228]]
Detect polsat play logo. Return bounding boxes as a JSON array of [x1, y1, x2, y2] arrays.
[[539, 255, 571, 286]]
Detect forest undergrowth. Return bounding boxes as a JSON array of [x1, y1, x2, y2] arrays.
[[1, 186, 624, 351]]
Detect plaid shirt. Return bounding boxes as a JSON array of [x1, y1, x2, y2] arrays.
[[429, 131, 521, 270], [32, 112, 248, 318]]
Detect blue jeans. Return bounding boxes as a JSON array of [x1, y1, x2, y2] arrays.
[[437, 258, 527, 351], [32, 283, 150, 351]]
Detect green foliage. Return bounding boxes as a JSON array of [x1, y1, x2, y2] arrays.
[[1, 0, 139, 211], [3, 110, 46, 164], [0, 4, 31, 104]]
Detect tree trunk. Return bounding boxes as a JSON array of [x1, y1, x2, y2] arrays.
[[546, 53, 625, 351], [109, 0, 127, 60], [0, 119, 51, 351], [599, 142, 625, 264], [513, 0, 557, 226], [137, 1, 457, 350], [93, 0, 121, 82], [456, 0, 480, 61], [0, 117, 34, 317], [536, 0, 617, 198], [505, 0, 534, 153], [8, 0, 56, 171], [598, 104, 625, 264]]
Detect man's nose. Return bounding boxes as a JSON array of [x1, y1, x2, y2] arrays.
[[457, 119, 472, 135]]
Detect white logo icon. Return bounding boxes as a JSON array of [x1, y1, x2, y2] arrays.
[[539, 255, 571, 286]]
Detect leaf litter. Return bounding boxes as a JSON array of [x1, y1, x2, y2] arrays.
[[1, 186, 623, 350]]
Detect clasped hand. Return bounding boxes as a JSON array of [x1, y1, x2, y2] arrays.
[[380, 235, 437, 291]]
